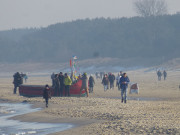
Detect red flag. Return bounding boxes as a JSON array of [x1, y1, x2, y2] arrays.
[[70, 59, 72, 67]]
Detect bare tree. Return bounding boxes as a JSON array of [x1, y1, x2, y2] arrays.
[[134, 0, 168, 17]]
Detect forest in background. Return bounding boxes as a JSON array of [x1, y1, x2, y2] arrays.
[[0, 14, 180, 67]]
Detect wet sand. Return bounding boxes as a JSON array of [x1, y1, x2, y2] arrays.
[[0, 69, 180, 134]]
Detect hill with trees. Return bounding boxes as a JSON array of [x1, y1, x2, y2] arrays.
[[0, 14, 180, 67]]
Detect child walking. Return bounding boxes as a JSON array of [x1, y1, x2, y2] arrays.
[[43, 84, 51, 107]]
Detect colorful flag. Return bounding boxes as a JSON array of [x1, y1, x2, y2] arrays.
[[73, 56, 77, 59]]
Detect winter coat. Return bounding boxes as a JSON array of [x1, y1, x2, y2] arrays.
[[13, 73, 23, 86], [58, 75, 64, 87], [81, 75, 88, 89], [54, 77, 60, 88], [43, 88, 51, 99], [64, 76, 72, 86], [89, 76, 95, 87], [119, 76, 130, 89], [108, 74, 115, 83], [102, 77, 109, 85]]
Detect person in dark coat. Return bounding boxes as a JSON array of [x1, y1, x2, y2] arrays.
[[157, 70, 162, 81], [108, 73, 115, 90], [53, 74, 60, 96], [58, 72, 64, 97], [119, 73, 130, 103], [163, 70, 167, 80], [102, 74, 109, 91], [89, 74, 95, 93], [13, 72, 23, 94], [43, 84, 51, 108]]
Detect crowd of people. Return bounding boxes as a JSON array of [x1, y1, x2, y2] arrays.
[[13, 68, 170, 108], [50, 72, 95, 98], [13, 70, 131, 106]]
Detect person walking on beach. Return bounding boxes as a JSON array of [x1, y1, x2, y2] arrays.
[[119, 73, 130, 103], [64, 73, 72, 97], [80, 72, 89, 97], [58, 72, 64, 97], [163, 70, 167, 80], [102, 74, 109, 91], [116, 73, 121, 90], [13, 72, 23, 94], [89, 74, 95, 93], [157, 70, 162, 81], [43, 84, 51, 108], [108, 73, 115, 90]]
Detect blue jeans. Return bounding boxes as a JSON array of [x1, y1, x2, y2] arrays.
[[104, 85, 108, 91], [121, 87, 127, 101]]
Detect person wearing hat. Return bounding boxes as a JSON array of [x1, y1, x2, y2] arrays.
[[43, 84, 51, 107], [80, 72, 89, 97]]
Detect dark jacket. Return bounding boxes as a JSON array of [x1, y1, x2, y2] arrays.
[[54, 77, 60, 88], [89, 76, 95, 87], [43, 88, 51, 99], [58, 75, 64, 87], [102, 77, 109, 85], [108, 74, 115, 83], [157, 71, 162, 76], [119, 76, 130, 89], [13, 72, 23, 86], [81, 75, 88, 88]]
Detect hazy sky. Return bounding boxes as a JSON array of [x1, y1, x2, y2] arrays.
[[0, 0, 180, 31]]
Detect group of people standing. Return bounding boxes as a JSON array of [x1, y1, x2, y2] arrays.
[[157, 70, 167, 81], [50, 72, 95, 97], [101, 71, 130, 103], [43, 72, 95, 107], [51, 72, 72, 97]]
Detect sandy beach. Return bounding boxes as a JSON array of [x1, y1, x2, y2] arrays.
[[1, 68, 180, 135]]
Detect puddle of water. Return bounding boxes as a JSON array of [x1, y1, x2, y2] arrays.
[[0, 103, 73, 135]]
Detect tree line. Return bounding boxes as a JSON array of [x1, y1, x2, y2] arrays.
[[0, 14, 180, 66]]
